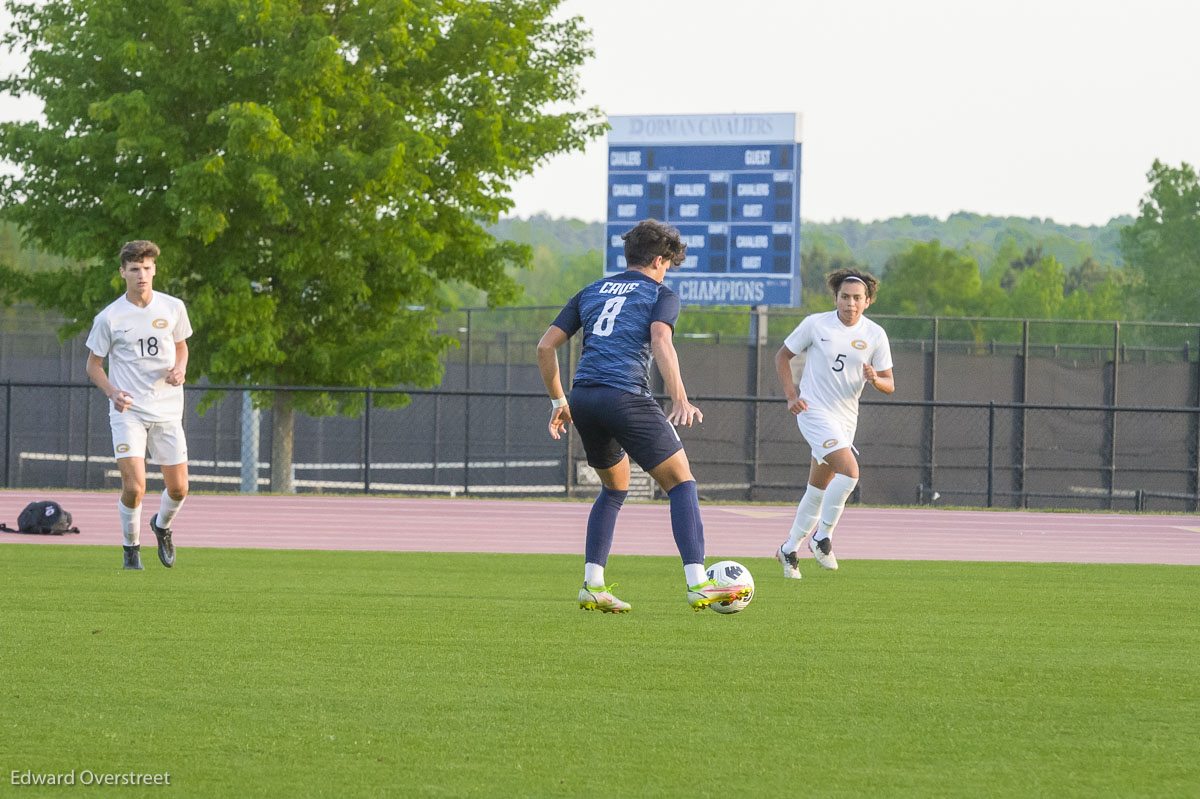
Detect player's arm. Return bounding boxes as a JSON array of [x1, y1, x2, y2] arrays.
[[85, 351, 133, 412], [651, 321, 702, 427], [863, 365, 895, 394], [775, 345, 807, 415], [166, 340, 188, 386], [536, 324, 572, 440]]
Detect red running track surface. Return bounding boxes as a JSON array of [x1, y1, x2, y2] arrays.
[[2, 489, 1199, 565]]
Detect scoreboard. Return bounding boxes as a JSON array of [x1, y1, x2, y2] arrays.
[[605, 113, 802, 306]]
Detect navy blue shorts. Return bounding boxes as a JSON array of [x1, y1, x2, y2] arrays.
[[569, 384, 683, 471]]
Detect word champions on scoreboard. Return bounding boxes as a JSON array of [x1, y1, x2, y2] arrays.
[[605, 113, 802, 306]]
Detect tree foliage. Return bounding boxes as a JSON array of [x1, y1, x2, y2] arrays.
[[0, 0, 604, 399], [874, 240, 982, 317], [1120, 160, 1200, 322]]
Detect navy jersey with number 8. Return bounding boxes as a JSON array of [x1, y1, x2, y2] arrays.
[[551, 271, 681, 397]]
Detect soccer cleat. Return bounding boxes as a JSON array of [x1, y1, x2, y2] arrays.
[[687, 579, 752, 611], [123, 545, 143, 570], [809, 535, 839, 570], [578, 583, 631, 613], [776, 545, 803, 579], [150, 514, 175, 568]]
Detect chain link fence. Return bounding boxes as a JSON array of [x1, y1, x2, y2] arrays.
[[2, 306, 1198, 510]]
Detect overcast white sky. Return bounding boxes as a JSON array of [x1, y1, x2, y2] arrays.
[[3, 0, 1198, 226]]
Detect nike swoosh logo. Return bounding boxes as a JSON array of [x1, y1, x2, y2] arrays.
[[819, 337, 830, 341]]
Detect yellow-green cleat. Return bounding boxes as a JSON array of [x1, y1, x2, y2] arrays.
[[687, 579, 752, 611], [578, 583, 631, 613]]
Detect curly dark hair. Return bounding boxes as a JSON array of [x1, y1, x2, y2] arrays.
[[119, 240, 160, 266], [622, 219, 687, 268], [827, 268, 878, 300]]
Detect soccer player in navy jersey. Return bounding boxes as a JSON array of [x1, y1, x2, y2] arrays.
[[536, 219, 752, 613]]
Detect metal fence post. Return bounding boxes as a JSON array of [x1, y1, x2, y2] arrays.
[[464, 310, 471, 496], [363, 387, 372, 494], [922, 318, 939, 499], [1107, 322, 1120, 510], [987, 401, 995, 508], [83, 388, 92, 490], [1016, 321, 1030, 508], [433, 394, 441, 486], [3, 381, 10, 488], [503, 330, 511, 482], [1193, 327, 1200, 511]]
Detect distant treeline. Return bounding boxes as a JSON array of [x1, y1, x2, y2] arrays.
[[464, 213, 1136, 328], [490, 212, 1130, 272]]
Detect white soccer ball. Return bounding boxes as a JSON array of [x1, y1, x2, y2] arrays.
[[705, 560, 755, 614]]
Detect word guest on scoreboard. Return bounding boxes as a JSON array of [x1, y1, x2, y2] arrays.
[[606, 112, 802, 306]]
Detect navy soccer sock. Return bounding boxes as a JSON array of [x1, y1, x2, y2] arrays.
[[668, 480, 705, 566], [584, 486, 627, 567]]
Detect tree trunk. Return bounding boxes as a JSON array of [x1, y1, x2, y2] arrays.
[[270, 390, 295, 494]]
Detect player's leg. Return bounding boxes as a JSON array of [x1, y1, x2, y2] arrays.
[[585, 454, 630, 590], [808, 447, 860, 570], [570, 387, 631, 613], [148, 422, 188, 568], [636, 415, 750, 611], [112, 417, 148, 570], [116, 456, 147, 570], [776, 457, 832, 578]]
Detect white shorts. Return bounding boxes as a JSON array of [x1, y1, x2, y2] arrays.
[[110, 416, 188, 465], [796, 409, 858, 465]]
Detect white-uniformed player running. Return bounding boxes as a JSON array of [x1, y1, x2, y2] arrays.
[[773, 268, 894, 577], [85, 240, 193, 571]]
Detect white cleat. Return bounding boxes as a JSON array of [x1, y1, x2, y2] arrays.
[[775, 545, 803, 579], [809, 535, 839, 570], [578, 583, 631, 613]]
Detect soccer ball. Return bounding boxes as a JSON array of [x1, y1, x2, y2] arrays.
[[705, 560, 755, 614]]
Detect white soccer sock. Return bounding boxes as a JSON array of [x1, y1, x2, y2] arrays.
[[118, 499, 142, 547], [584, 562, 605, 588], [684, 563, 707, 587], [784, 484, 826, 552], [157, 489, 186, 528], [815, 473, 858, 542]]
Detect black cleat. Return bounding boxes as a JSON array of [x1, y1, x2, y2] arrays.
[[123, 544, 143, 570], [150, 514, 175, 568]]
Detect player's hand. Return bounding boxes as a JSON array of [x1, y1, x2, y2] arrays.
[[862, 364, 878, 387], [109, 389, 134, 412], [165, 366, 186, 386], [786, 395, 808, 415], [668, 399, 703, 427], [548, 405, 572, 440]]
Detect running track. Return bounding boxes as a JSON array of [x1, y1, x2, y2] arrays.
[[2, 489, 1199, 565]]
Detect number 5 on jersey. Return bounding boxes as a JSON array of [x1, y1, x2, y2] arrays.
[[592, 296, 627, 337]]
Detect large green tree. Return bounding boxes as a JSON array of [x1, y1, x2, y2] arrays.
[[873, 240, 982, 317], [1120, 160, 1200, 322], [0, 0, 603, 490]]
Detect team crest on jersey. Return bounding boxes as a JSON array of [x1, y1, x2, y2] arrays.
[[823, 438, 838, 449], [851, 339, 867, 350], [116, 443, 131, 454], [152, 318, 168, 329]]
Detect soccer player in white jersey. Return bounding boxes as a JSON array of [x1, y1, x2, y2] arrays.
[[773, 268, 895, 577], [85, 240, 193, 571]]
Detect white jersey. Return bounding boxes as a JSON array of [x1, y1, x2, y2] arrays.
[[86, 292, 193, 423], [783, 310, 892, 427]]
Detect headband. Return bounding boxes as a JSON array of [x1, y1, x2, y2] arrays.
[[842, 276, 866, 285]]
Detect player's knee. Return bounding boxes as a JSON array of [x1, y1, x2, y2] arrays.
[[168, 485, 188, 502]]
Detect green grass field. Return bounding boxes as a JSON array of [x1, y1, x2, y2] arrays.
[[2, 544, 1198, 797]]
